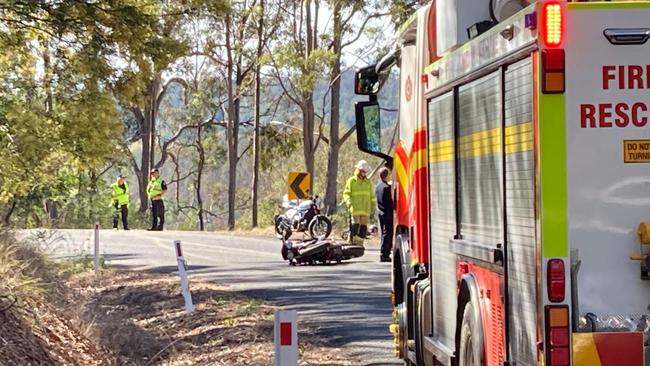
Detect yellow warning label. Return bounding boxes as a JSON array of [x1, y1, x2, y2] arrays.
[[624, 140, 650, 163]]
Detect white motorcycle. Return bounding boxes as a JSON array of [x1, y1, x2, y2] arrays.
[[274, 195, 332, 240]]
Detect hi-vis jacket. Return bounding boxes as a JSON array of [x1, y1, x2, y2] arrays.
[[343, 173, 374, 216], [110, 182, 129, 206], [147, 177, 164, 200]]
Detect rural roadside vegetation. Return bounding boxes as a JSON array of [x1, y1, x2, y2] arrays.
[[0, 229, 356, 365], [0, 0, 423, 232]]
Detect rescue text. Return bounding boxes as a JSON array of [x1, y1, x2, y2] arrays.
[[580, 65, 650, 128]]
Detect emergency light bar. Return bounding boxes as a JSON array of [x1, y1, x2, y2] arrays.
[[542, 2, 563, 47]]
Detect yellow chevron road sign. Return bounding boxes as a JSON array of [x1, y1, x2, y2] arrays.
[[288, 172, 310, 200]]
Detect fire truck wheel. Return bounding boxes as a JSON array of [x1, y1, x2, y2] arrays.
[[459, 302, 483, 366]]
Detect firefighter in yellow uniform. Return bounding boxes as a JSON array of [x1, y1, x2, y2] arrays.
[[343, 160, 374, 245], [110, 174, 129, 230]]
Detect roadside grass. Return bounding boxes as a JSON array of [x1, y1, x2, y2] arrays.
[[0, 229, 47, 316], [70, 271, 356, 365], [58, 253, 106, 275]]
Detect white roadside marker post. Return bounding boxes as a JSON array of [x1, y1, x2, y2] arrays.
[[94, 222, 100, 276], [174, 240, 194, 314], [274, 309, 298, 366]]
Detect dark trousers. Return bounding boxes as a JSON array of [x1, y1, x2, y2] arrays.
[[113, 204, 128, 229], [379, 214, 393, 258], [151, 199, 165, 229]]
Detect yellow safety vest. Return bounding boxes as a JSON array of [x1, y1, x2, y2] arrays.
[[147, 177, 163, 199], [111, 182, 129, 206]]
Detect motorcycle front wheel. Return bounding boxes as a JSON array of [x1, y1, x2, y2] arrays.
[[308, 215, 332, 239], [275, 215, 292, 240]]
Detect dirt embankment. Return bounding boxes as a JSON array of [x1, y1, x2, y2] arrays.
[[0, 299, 108, 366]]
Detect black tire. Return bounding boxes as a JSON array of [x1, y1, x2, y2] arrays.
[[393, 249, 404, 306], [275, 216, 292, 240], [274, 216, 283, 235], [341, 245, 365, 259], [308, 215, 332, 239], [459, 302, 484, 366]]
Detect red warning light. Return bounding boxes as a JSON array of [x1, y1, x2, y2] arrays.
[[543, 2, 563, 47]]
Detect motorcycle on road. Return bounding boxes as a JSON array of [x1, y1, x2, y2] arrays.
[[274, 195, 332, 240]]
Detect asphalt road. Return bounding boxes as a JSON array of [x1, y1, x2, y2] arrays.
[[20, 229, 401, 366]]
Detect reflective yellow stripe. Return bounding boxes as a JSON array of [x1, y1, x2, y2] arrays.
[[429, 140, 454, 162], [428, 122, 533, 163], [395, 152, 409, 193], [505, 122, 533, 154], [459, 127, 501, 159]]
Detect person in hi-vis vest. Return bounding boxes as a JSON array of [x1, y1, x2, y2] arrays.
[[110, 174, 130, 230], [147, 168, 167, 231], [343, 160, 374, 245]]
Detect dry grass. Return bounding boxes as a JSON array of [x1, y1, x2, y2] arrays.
[[0, 229, 43, 315], [68, 271, 356, 366], [0, 228, 110, 366]]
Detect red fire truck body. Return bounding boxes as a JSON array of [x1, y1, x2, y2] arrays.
[[354, 1, 650, 365]]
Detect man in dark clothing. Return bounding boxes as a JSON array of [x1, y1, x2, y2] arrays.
[[375, 167, 394, 262]]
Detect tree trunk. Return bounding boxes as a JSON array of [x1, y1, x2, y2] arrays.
[[196, 125, 205, 231], [302, 98, 316, 194], [170, 152, 181, 209], [251, 0, 265, 228], [89, 170, 98, 221], [134, 77, 163, 213], [251, 73, 261, 227], [324, 0, 343, 214], [140, 101, 152, 213], [3, 201, 16, 226], [226, 12, 237, 230], [150, 79, 158, 171], [302, 0, 317, 194], [42, 40, 58, 226], [44, 200, 58, 227]]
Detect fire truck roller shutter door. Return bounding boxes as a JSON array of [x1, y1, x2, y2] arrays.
[[427, 90, 458, 349], [504, 57, 536, 365]]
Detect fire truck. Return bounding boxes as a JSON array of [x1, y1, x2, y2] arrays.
[[354, 1, 650, 365]]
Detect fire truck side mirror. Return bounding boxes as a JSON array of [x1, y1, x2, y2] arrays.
[[355, 65, 380, 95], [355, 101, 392, 166]]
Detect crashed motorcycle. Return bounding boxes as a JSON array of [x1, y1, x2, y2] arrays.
[[280, 236, 365, 266], [274, 195, 332, 240]]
